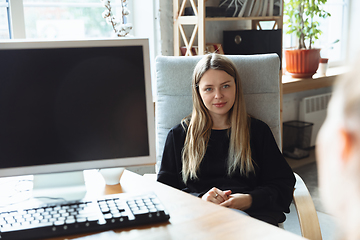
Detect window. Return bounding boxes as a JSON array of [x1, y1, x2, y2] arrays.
[[2, 0, 124, 40], [0, 0, 10, 39], [283, 0, 349, 67], [316, 0, 348, 66]]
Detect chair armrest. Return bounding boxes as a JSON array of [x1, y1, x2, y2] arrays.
[[293, 172, 322, 240]]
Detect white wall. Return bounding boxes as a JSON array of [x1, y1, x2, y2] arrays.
[[282, 87, 333, 123], [158, 0, 174, 55], [128, 0, 159, 98], [129, 0, 156, 61], [347, 0, 360, 63]]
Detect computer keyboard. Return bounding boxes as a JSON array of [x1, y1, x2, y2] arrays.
[[0, 192, 170, 240]]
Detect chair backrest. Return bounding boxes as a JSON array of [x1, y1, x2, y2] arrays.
[[155, 54, 281, 171]]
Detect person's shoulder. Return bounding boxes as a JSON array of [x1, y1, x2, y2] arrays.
[[169, 123, 187, 136], [249, 116, 273, 138], [249, 116, 269, 130], [248, 117, 276, 149], [171, 123, 185, 131]]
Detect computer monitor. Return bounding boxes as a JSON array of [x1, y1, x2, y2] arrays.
[[0, 38, 155, 200]]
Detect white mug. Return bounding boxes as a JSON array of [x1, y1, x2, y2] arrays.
[[318, 58, 329, 76]]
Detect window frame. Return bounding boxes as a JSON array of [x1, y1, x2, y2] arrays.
[[5, 0, 124, 39], [7, 0, 26, 39]]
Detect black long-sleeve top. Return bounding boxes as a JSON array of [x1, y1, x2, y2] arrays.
[[157, 117, 295, 225]]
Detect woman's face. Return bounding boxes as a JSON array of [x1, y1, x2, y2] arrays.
[[198, 69, 236, 121]]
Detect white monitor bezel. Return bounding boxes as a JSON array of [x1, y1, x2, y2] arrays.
[[0, 38, 155, 177]]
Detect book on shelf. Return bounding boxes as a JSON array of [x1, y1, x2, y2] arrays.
[[250, 0, 262, 17], [184, 0, 280, 18], [273, 0, 281, 16], [261, 0, 268, 16], [244, 0, 255, 17], [182, 0, 280, 19], [237, 0, 248, 17], [257, 0, 264, 16], [268, 0, 274, 16], [219, 0, 246, 17], [248, 0, 282, 17], [180, 43, 224, 56]]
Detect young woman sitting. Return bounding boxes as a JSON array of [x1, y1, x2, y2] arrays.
[[157, 53, 295, 226]]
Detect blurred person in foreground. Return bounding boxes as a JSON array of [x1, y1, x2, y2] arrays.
[[316, 58, 360, 240]]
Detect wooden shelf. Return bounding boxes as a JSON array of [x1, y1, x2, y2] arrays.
[[205, 16, 282, 22], [282, 66, 349, 94], [173, 0, 283, 56]]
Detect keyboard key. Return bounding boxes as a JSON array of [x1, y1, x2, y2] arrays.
[[111, 212, 121, 218], [76, 217, 87, 223], [65, 218, 76, 224], [54, 220, 65, 226]]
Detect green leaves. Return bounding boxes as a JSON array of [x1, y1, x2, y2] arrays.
[[284, 0, 330, 49]]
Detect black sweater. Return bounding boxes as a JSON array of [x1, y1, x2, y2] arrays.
[[157, 117, 295, 224]]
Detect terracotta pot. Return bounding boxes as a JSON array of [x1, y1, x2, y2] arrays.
[[284, 48, 321, 78]]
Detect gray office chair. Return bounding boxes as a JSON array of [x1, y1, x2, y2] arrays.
[[154, 54, 322, 240]]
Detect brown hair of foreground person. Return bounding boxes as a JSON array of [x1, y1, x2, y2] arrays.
[[316, 58, 360, 240]]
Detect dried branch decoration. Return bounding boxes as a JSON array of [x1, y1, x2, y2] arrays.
[[101, 0, 132, 37]]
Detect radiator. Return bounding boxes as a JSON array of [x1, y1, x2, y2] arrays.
[[299, 93, 332, 146]]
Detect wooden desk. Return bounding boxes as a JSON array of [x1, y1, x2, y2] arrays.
[[48, 170, 305, 240]]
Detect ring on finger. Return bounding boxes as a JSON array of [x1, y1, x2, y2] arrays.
[[214, 193, 218, 198]]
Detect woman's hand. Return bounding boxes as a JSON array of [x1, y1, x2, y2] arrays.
[[220, 193, 252, 211], [201, 187, 232, 204]]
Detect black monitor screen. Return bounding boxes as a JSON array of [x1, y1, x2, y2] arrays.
[[0, 44, 149, 169]]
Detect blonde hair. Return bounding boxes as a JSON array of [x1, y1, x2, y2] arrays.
[[181, 53, 254, 183]]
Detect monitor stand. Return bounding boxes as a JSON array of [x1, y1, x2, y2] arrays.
[[32, 171, 87, 202], [99, 167, 125, 185], [32, 167, 125, 203]]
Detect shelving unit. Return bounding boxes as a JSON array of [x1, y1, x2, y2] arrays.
[[173, 0, 283, 56]]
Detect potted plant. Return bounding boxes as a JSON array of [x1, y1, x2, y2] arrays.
[[284, 0, 331, 78]]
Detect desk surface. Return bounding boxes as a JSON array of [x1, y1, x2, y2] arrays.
[[47, 170, 304, 240]]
